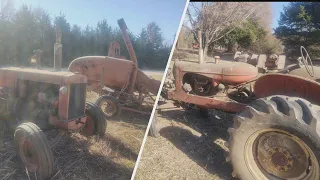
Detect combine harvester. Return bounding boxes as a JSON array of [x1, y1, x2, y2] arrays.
[[68, 19, 161, 118]]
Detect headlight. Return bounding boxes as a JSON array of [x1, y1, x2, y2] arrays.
[[59, 86, 68, 95]]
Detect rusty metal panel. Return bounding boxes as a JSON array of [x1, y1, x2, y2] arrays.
[[254, 74, 320, 105], [168, 90, 246, 113], [168, 69, 246, 112], [175, 61, 258, 85], [136, 70, 161, 95], [68, 56, 134, 90], [0, 67, 86, 85]]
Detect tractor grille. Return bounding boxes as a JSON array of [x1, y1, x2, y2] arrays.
[[68, 83, 86, 119]]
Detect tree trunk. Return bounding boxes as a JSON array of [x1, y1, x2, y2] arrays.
[[204, 45, 208, 62], [227, 42, 233, 52], [198, 30, 204, 64]]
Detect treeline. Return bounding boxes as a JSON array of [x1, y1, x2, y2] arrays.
[[275, 2, 320, 59], [0, 5, 171, 69]]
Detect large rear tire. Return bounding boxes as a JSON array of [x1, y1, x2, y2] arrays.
[[227, 95, 320, 180], [14, 122, 54, 180], [81, 102, 107, 136]]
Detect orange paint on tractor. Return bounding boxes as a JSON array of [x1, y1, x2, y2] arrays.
[[68, 56, 160, 95], [68, 18, 161, 98], [175, 61, 258, 85], [0, 67, 88, 130]]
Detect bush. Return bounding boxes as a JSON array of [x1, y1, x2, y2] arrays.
[[308, 45, 320, 60], [251, 34, 283, 55]]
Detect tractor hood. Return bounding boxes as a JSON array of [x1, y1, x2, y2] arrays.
[[0, 67, 87, 88], [175, 61, 258, 85]]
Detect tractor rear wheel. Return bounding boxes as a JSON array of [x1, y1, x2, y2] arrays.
[[14, 122, 53, 180], [95, 95, 121, 118], [227, 95, 320, 180], [81, 102, 106, 136], [149, 110, 160, 137]]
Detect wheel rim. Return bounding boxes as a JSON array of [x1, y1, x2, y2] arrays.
[[245, 128, 319, 180], [19, 137, 39, 172], [81, 113, 95, 136], [99, 99, 117, 117]]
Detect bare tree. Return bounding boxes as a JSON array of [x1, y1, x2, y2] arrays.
[[250, 2, 273, 32], [184, 2, 258, 62], [0, 0, 13, 20]]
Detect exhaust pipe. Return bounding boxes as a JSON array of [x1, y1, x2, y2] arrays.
[[54, 27, 62, 71], [117, 18, 138, 94]]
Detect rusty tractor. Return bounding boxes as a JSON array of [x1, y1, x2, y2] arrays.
[[68, 18, 161, 118], [0, 28, 106, 179], [152, 46, 320, 179]]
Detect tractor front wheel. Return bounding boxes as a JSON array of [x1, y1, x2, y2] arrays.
[[14, 122, 53, 180], [81, 102, 107, 136], [227, 95, 320, 180], [95, 95, 121, 118]]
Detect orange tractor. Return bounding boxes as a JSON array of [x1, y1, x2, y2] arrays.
[[0, 29, 106, 179], [68, 19, 161, 118], [152, 46, 320, 179]]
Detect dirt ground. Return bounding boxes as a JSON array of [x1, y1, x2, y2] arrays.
[[0, 71, 163, 180], [135, 101, 235, 180]]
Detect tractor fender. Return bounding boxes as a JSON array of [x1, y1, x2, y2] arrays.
[[254, 73, 320, 106]]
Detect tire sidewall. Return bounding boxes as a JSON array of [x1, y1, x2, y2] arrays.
[[95, 95, 121, 118]]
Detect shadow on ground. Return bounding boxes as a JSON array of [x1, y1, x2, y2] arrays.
[[158, 108, 236, 179], [0, 110, 150, 180], [110, 110, 151, 131], [0, 132, 134, 180]]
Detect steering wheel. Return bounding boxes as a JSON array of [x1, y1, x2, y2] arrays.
[[300, 46, 315, 77]]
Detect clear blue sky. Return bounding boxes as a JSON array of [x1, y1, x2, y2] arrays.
[[13, 0, 187, 43], [271, 2, 290, 30]]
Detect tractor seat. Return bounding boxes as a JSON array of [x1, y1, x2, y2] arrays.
[[175, 61, 258, 85]]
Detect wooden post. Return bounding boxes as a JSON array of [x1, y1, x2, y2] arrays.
[[198, 30, 204, 64]]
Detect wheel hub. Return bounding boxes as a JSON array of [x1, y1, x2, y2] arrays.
[[100, 100, 116, 116], [269, 147, 293, 171], [20, 137, 39, 172], [252, 130, 316, 179]]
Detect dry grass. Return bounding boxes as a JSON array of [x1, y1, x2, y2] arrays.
[[142, 70, 164, 81], [134, 101, 236, 180]]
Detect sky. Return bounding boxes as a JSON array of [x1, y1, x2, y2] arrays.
[[271, 2, 290, 30], [13, 0, 187, 43], [11, 1, 290, 41]]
